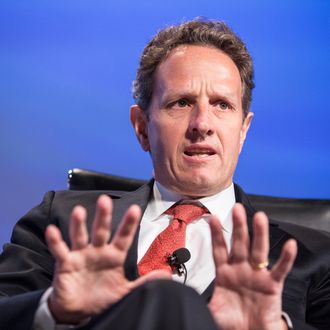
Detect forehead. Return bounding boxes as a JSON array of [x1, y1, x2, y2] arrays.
[[153, 45, 242, 95]]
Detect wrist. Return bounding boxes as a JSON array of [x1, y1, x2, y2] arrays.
[[48, 291, 88, 325], [280, 318, 288, 330]]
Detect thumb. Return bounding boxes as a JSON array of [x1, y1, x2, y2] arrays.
[[132, 270, 172, 289]]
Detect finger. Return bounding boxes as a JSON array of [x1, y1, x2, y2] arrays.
[[45, 224, 70, 263], [69, 206, 89, 250], [110, 204, 141, 253], [230, 203, 249, 262], [271, 239, 297, 282], [91, 195, 113, 246], [250, 211, 269, 267], [209, 215, 228, 267], [131, 270, 172, 289]]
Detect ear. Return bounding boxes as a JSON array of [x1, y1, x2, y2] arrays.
[[239, 111, 253, 153], [130, 105, 150, 151]]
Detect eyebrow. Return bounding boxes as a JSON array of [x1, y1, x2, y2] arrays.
[[161, 88, 239, 106]]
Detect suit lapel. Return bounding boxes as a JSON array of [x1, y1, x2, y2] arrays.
[[110, 180, 154, 281]]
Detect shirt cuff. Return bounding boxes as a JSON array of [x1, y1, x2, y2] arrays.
[[281, 311, 293, 329], [33, 287, 90, 330]]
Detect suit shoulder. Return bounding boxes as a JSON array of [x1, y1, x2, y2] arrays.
[[273, 220, 330, 253], [51, 189, 127, 207], [44, 189, 127, 223], [53, 189, 127, 198]]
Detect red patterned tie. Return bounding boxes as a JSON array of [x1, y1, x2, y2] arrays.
[[138, 203, 208, 275]]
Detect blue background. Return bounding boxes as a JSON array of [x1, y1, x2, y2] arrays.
[[1, 1, 329, 248]]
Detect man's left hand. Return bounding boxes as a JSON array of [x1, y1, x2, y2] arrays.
[[208, 203, 297, 330]]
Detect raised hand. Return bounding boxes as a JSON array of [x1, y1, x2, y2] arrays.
[[45, 195, 170, 324], [208, 203, 297, 330]]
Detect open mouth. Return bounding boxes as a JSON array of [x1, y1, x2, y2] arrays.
[[184, 146, 216, 158]]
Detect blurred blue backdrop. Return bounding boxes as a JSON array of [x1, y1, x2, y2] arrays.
[[1, 1, 329, 248]]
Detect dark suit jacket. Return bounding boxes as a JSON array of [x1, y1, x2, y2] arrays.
[[0, 181, 330, 329]]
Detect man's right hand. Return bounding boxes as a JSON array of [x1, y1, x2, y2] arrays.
[[45, 194, 170, 324]]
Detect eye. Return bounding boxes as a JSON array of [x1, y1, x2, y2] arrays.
[[176, 99, 189, 107], [217, 101, 230, 111], [166, 98, 190, 109]]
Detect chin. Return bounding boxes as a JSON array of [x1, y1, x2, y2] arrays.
[[174, 175, 223, 198]]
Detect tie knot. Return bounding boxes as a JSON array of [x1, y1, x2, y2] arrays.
[[165, 203, 208, 224]]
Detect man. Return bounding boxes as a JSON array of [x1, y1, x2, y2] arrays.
[[0, 19, 329, 330]]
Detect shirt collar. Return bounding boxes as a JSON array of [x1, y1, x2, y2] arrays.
[[142, 181, 236, 233]]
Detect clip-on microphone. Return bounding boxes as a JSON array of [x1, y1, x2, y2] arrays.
[[167, 247, 191, 284]]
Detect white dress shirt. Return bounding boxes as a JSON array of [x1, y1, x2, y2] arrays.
[[138, 181, 235, 294], [33, 181, 235, 329]]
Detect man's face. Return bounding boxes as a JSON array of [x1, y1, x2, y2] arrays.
[[131, 45, 253, 197]]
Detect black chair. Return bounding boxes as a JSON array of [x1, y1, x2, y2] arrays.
[[68, 168, 330, 234]]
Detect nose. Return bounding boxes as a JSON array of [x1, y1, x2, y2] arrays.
[[188, 104, 214, 137]]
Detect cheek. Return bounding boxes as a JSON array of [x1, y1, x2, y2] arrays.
[[148, 123, 173, 159], [219, 125, 243, 157], [150, 119, 182, 151]]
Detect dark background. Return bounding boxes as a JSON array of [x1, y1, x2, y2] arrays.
[[1, 0, 329, 248]]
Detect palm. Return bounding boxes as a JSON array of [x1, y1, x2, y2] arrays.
[[52, 245, 128, 316], [210, 263, 282, 329]]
